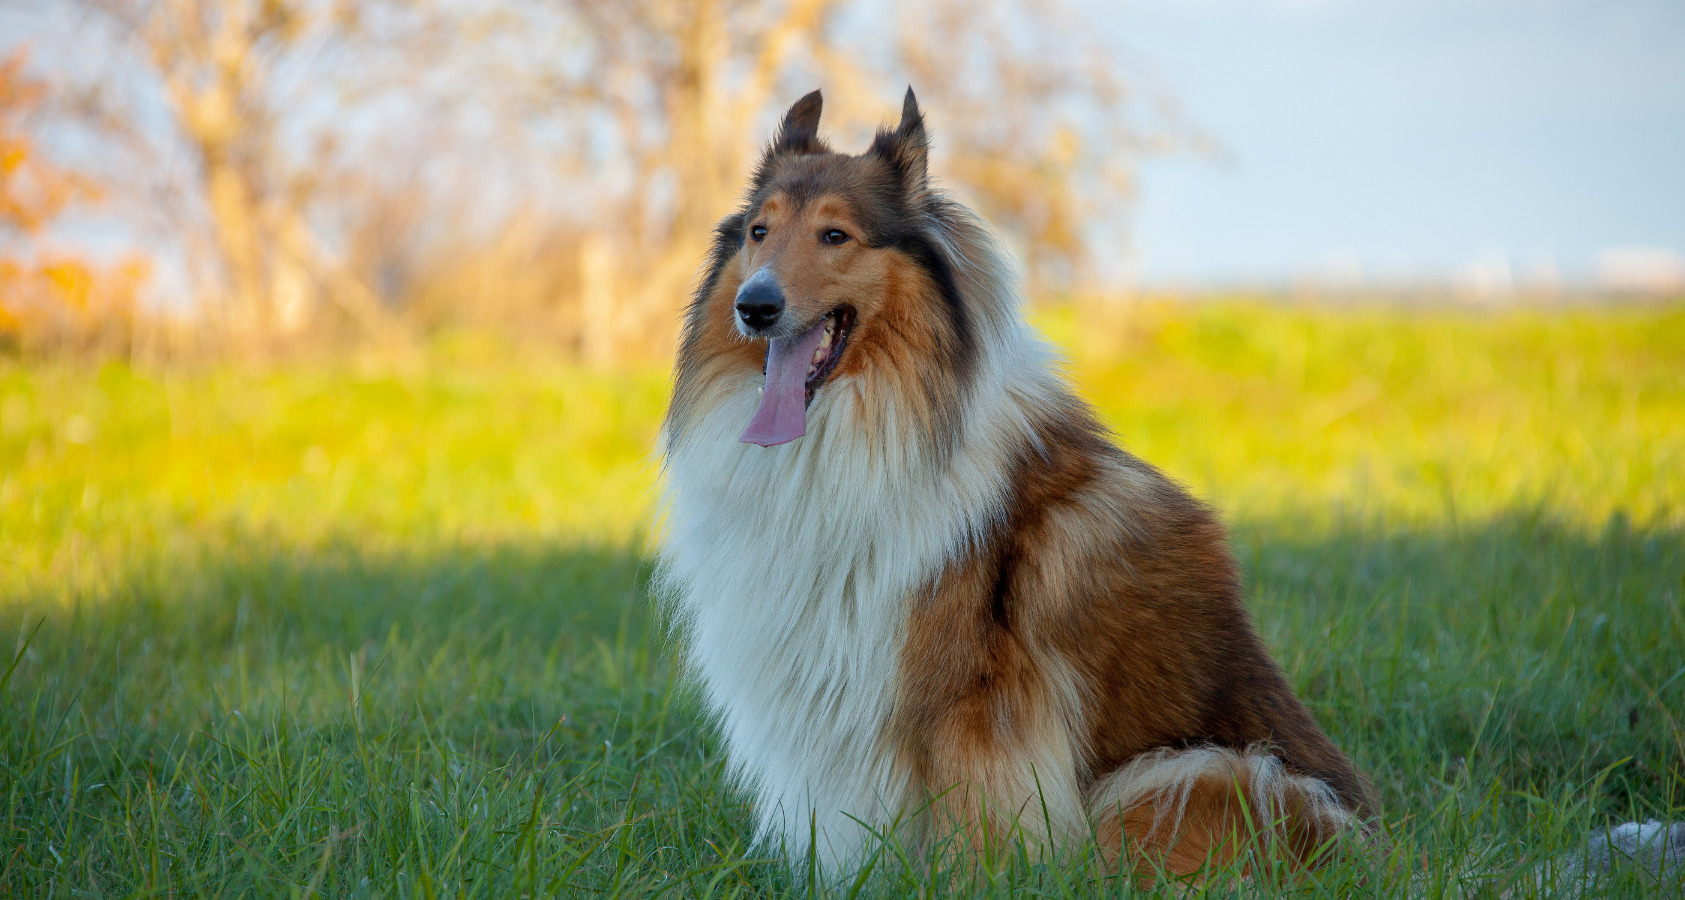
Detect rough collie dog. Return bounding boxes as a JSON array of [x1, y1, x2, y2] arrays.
[[659, 89, 1373, 880]]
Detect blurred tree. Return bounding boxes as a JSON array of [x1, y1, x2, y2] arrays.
[[1, 53, 89, 232], [17, 0, 1186, 360], [0, 51, 146, 355], [67, 0, 416, 350]]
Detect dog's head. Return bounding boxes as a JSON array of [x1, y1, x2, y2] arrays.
[[671, 89, 979, 449]]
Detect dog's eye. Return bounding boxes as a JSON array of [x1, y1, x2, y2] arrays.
[[823, 229, 850, 245], [750, 225, 767, 242]]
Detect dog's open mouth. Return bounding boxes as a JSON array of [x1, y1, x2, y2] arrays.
[[740, 306, 855, 447], [802, 307, 854, 404]]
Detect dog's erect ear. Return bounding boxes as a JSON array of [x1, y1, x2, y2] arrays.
[[871, 87, 929, 188], [772, 90, 825, 156]]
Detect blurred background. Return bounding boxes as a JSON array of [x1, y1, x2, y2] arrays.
[[2, 3, 1683, 893], [4, 0, 1677, 360]]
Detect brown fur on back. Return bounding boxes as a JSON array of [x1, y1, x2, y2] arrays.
[[897, 398, 1369, 810]]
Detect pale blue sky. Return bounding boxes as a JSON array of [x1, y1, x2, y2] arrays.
[[1099, 0, 1685, 286]]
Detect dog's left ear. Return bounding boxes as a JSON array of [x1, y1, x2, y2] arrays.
[[871, 87, 929, 188], [772, 90, 826, 156]]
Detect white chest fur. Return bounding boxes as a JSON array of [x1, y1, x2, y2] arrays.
[[659, 361, 1035, 869]]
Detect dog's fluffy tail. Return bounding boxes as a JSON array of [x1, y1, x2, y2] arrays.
[[1086, 745, 1360, 879]]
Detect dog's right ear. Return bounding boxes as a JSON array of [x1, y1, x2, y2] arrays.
[[771, 90, 825, 156]]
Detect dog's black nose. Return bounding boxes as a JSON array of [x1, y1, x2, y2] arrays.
[[735, 278, 784, 330]]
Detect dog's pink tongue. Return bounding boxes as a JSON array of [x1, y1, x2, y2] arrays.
[[740, 321, 828, 447]]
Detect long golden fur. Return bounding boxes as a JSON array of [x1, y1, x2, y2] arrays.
[[659, 88, 1373, 882]]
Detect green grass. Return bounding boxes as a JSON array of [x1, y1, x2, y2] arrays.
[[2, 301, 1683, 897]]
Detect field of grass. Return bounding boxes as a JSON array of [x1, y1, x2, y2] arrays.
[[3, 301, 1683, 897]]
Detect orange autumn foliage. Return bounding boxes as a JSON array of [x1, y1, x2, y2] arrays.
[[0, 256, 149, 353]]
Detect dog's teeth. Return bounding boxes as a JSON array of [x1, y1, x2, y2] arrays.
[[818, 329, 832, 349]]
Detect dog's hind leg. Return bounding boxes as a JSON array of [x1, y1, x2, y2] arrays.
[[1088, 745, 1358, 883]]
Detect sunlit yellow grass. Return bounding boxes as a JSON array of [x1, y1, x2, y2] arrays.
[[1039, 301, 1684, 530], [5, 300, 1678, 601], [1, 356, 668, 605]]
